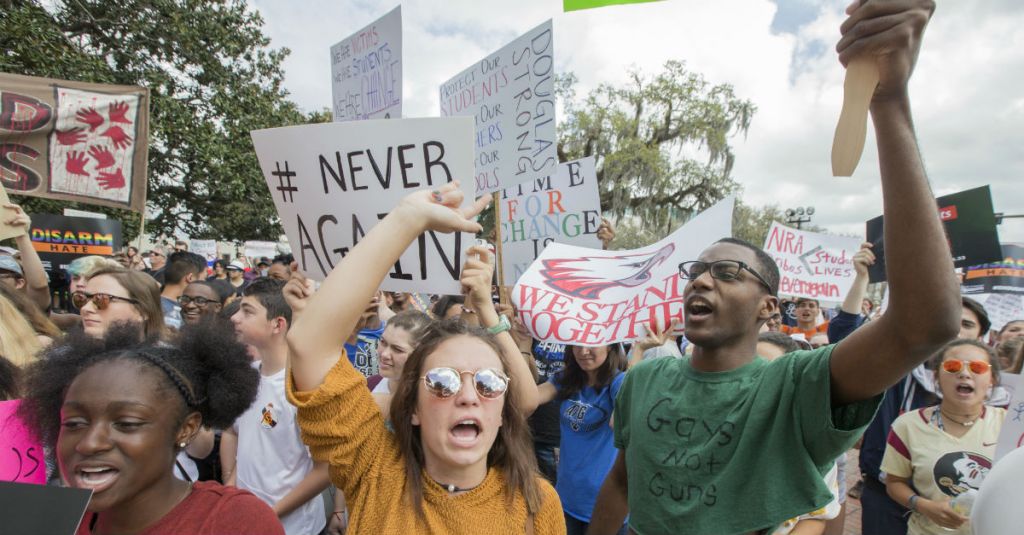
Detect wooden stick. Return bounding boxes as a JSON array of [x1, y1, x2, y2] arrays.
[[135, 209, 146, 253], [491, 191, 508, 307], [831, 57, 879, 177]]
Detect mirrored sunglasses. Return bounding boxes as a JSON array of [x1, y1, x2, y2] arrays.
[[421, 367, 510, 399], [71, 291, 139, 311], [941, 359, 991, 375]]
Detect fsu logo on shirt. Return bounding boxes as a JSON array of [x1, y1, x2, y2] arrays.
[[933, 451, 991, 496], [260, 403, 278, 429]]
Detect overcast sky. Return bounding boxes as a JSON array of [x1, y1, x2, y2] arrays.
[[250, 0, 1024, 243]]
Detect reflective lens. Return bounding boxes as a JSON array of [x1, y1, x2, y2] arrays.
[[421, 367, 510, 399], [941, 359, 992, 375], [72, 291, 110, 310]]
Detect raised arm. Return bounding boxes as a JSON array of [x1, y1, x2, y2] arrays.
[[460, 245, 546, 414], [287, 182, 489, 392], [828, 243, 873, 343], [829, 0, 959, 405], [4, 204, 51, 310]]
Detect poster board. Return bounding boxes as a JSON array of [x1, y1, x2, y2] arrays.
[[330, 5, 402, 122]]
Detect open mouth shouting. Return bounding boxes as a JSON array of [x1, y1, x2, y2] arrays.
[[685, 296, 714, 322], [73, 463, 121, 494], [954, 382, 976, 398], [449, 417, 482, 448]]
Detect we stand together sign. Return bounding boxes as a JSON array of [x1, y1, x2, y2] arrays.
[[251, 117, 474, 294]]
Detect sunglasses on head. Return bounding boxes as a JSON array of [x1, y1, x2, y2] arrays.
[[72, 291, 140, 310], [941, 359, 991, 375], [421, 367, 510, 399]]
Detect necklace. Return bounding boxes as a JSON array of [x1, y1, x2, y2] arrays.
[[939, 407, 981, 427], [433, 478, 482, 494]]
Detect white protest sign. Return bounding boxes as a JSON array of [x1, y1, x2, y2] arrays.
[[500, 157, 602, 284], [244, 241, 277, 259], [762, 222, 863, 300], [981, 293, 1024, 333], [512, 197, 733, 346], [995, 373, 1024, 462], [190, 239, 218, 264], [440, 20, 555, 196], [330, 6, 402, 122], [250, 118, 475, 293]]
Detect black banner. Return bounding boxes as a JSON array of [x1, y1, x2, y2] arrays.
[[866, 186, 1002, 283], [961, 243, 1024, 295], [28, 214, 122, 271]]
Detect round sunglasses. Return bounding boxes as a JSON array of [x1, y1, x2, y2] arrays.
[[72, 291, 140, 310], [941, 359, 992, 375], [421, 367, 511, 399]]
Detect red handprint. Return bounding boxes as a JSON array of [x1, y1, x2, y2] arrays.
[[96, 168, 126, 190], [66, 151, 90, 176], [108, 101, 132, 124], [76, 107, 104, 131], [88, 145, 116, 169], [56, 127, 86, 146], [100, 126, 132, 150]]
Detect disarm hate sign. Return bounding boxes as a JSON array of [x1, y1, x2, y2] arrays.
[[500, 157, 602, 284], [439, 20, 555, 195], [250, 118, 475, 293]]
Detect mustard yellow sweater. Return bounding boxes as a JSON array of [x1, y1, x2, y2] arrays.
[[286, 353, 566, 534]]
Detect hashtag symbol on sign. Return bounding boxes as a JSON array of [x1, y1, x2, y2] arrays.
[[272, 161, 298, 203]]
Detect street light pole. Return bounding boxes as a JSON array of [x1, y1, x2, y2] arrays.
[[785, 206, 815, 230]]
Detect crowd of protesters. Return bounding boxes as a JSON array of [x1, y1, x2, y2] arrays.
[[2, 2, 1024, 534]]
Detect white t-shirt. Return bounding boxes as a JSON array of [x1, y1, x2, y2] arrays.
[[371, 377, 390, 394], [233, 364, 325, 535], [173, 451, 198, 482]]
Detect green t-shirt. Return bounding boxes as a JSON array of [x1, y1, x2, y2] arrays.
[[613, 345, 880, 535]]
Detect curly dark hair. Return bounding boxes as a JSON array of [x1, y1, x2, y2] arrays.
[[18, 321, 259, 449]]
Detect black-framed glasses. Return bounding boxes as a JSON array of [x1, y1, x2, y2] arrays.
[[72, 291, 140, 310], [679, 260, 774, 293], [421, 367, 510, 399], [178, 295, 220, 308]]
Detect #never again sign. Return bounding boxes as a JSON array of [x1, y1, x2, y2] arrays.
[[440, 20, 555, 196], [251, 117, 475, 293]]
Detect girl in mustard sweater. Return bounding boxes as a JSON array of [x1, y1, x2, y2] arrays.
[[283, 183, 565, 534]]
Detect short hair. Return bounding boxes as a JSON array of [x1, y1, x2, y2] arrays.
[[961, 296, 991, 335], [67, 255, 122, 278], [714, 237, 780, 296], [758, 331, 801, 354], [431, 295, 465, 319], [272, 254, 294, 266], [164, 252, 207, 286], [200, 279, 235, 304], [242, 278, 291, 325]]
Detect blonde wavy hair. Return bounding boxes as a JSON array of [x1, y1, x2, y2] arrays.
[[0, 292, 43, 367]]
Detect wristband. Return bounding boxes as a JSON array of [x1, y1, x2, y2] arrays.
[[908, 494, 919, 512], [487, 314, 512, 335]]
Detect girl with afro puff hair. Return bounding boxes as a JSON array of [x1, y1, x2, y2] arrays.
[[18, 321, 285, 535]]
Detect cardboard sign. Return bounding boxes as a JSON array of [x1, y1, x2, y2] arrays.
[[250, 118, 475, 293], [0, 480, 93, 535], [190, 239, 218, 265], [0, 72, 149, 212], [762, 222, 863, 300], [512, 197, 733, 346], [243, 240, 277, 260], [330, 5, 402, 122], [995, 373, 1024, 462], [28, 213, 122, 271], [0, 186, 25, 240], [866, 185, 1003, 283], [962, 243, 1024, 296], [564, 0, 665, 11], [500, 157, 602, 284], [439, 20, 555, 195], [1, 400, 45, 485]]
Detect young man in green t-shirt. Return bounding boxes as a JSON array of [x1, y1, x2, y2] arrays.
[[588, 1, 959, 534]]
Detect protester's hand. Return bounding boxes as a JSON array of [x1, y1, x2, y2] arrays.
[[852, 242, 875, 277], [327, 510, 348, 535], [634, 319, 678, 353], [461, 244, 495, 315], [499, 300, 533, 351], [597, 218, 615, 250], [283, 261, 315, 317], [396, 181, 489, 235], [2, 204, 30, 236], [837, 0, 934, 101], [917, 498, 967, 530]]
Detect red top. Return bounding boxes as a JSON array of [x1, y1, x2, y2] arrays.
[[76, 481, 284, 535]]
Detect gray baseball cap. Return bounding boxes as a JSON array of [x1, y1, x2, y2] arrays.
[[0, 255, 23, 276]]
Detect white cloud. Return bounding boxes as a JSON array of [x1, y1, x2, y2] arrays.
[[250, 0, 1024, 243]]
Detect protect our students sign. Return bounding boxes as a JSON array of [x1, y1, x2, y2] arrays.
[[512, 197, 733, 346], [500, 157, 602, 284], [439, 20, 555, 196], [762, 222, 862, 301], [330, 6, 402, 122], [250, 117, 474, 293]]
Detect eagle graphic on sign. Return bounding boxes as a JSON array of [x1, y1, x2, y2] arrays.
[[540, 243, 676, 299]]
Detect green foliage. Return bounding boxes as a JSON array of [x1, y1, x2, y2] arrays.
[[0, 0, 320, 242], [557, 61, 756, 239]]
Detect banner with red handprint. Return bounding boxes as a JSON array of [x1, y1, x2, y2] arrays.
[[0, 72, 148, 212]]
